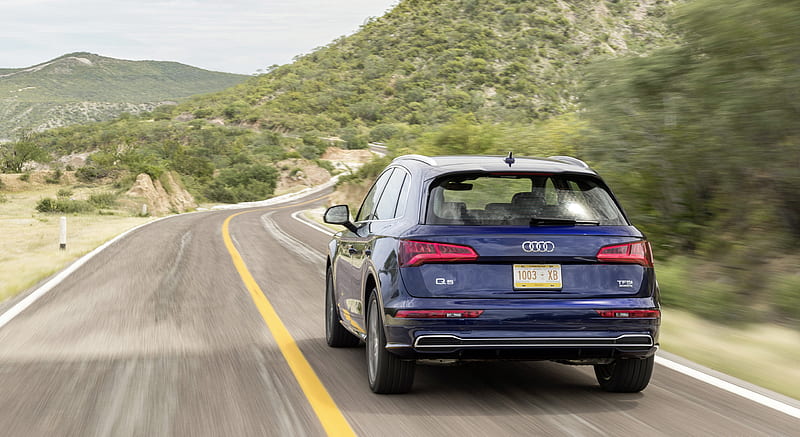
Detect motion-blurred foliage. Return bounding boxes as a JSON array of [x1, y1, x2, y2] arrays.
[[582, 0, 800, 324]]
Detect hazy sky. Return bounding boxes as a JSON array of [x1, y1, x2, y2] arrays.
[[0, 0, 399, 74]]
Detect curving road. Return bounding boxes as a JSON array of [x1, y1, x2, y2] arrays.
[[0, 189, 798, 436]]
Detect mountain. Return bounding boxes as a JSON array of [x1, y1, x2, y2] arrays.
[[178, 0, 677, 137], [16, 0, 678, 200], [0, 52, 248, 141]]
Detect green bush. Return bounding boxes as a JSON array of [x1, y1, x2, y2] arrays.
[[19, 173, 30, 182], [113, 173, 138, 191], [36, 197, 93, 213], [193, 108, 213, 118], [45, 169, 63, 184], [57, 188, 73, 198], [298, 144, 323, 160], [88, 192, 118, 208], [315, 159, 335, 174], [75, 166, 110, 182], [204, 163, 278, 203]]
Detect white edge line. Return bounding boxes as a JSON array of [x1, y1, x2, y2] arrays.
[[0, 215, 171, 330], [655, 356, 800, 419], [290, 210, 335, 237], [294, 210, 800, 420], [9, 236, 797, 420], [0, 179, 340, 330]]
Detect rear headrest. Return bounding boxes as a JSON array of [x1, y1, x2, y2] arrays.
[[512, 192, 542, 205]]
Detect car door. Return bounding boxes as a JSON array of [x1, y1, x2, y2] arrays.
[[350, 167, 410, 330], [334, 169, 394, 333]]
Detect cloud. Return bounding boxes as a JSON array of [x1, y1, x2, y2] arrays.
[[0, 0, 397, 74]]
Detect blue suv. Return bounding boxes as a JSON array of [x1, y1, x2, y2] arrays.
[[324, 154, 660, 394]]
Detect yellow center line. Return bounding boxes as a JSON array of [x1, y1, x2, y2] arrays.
[[221, 195, 356, 437]]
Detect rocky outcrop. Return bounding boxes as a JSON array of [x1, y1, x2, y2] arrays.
[[126, 172, 196, 215]]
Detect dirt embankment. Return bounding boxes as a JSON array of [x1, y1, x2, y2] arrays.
[[321, 147, 382, 209], [274, 148, 377, 196], [125, 172, 196, 215], [274, 159, 332, 195], [320, 147, 373, 163]]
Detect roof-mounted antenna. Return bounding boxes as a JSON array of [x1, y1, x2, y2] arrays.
[[504, 152, 515, 167]]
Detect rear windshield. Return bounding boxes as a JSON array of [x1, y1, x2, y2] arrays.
[[425, 173, 627, 226]]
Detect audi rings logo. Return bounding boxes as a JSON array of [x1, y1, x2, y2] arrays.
[[521, 241, 555, 253]]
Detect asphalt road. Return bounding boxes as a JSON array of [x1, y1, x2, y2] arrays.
[[0, 189, 798, 436]]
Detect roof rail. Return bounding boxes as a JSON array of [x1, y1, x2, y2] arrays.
[[393, 154, 437, 166], [547, 155, 590, 169]]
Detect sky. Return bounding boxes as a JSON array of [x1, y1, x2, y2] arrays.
[[0, 0, 399, 75]]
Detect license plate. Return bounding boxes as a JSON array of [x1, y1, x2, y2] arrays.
[[513, 264, 562, 289]]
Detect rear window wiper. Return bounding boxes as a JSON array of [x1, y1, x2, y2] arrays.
[[529, 217, 600, 226]]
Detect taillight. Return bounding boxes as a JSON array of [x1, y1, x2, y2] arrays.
[[395, 310, 484, 318], [398, 240, 478, 267], [596, 309, 661, 319], [596, 241, 654, 267]]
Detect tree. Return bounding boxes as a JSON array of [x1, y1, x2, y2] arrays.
[[1, 133, 49, 173], [582, 0, 800, 254]]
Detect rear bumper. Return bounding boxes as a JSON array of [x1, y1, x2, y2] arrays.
[[414, 333, 653, 349], [386, 331, 658, 360], [382, 297, 660, 361]]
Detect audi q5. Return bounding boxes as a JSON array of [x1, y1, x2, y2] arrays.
[[323, 154, 660, 394]]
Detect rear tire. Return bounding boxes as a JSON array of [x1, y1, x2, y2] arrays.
[[594, 356, 654, 393], [325, 267, 359, 347], [366, 292, 415, 394]]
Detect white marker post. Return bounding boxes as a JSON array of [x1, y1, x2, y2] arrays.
[[59, 216, 67, 250]]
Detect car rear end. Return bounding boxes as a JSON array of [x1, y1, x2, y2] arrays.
[[382, 164, 660, 384]]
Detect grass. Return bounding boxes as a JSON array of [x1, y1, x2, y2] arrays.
[[0, 183, 151, 301], [660, 309, 800, 400]]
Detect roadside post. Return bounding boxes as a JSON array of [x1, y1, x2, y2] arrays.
[[59, 216, 67, 250]]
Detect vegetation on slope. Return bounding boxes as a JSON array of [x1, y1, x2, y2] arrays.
[[581, 0, 800, 325], [0, 52, 247, 140], [178, 0, 675, 139], [3, 0, 675, 204]]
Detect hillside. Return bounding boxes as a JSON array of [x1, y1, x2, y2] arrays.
[[9, 0, 679, 200], [178, 0, 677, 138], [0, 52, 248, 141]]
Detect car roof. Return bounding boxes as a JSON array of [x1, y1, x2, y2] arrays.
[[390, 154, 598, 177]]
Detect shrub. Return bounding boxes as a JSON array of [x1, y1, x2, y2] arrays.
[[45, 169, 63, 184], [36, 197, 93, 213], [193, 108, 213, 118], [315, 159, 335, 174], [57, 188, 73, 199], [89, 192, 118, 208], [19, 173, 30, 182], [204, 163, 278, 203], [76, 166, 110, 182]]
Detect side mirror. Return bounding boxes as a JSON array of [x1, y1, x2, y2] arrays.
[[324, 205, 358, 233]]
